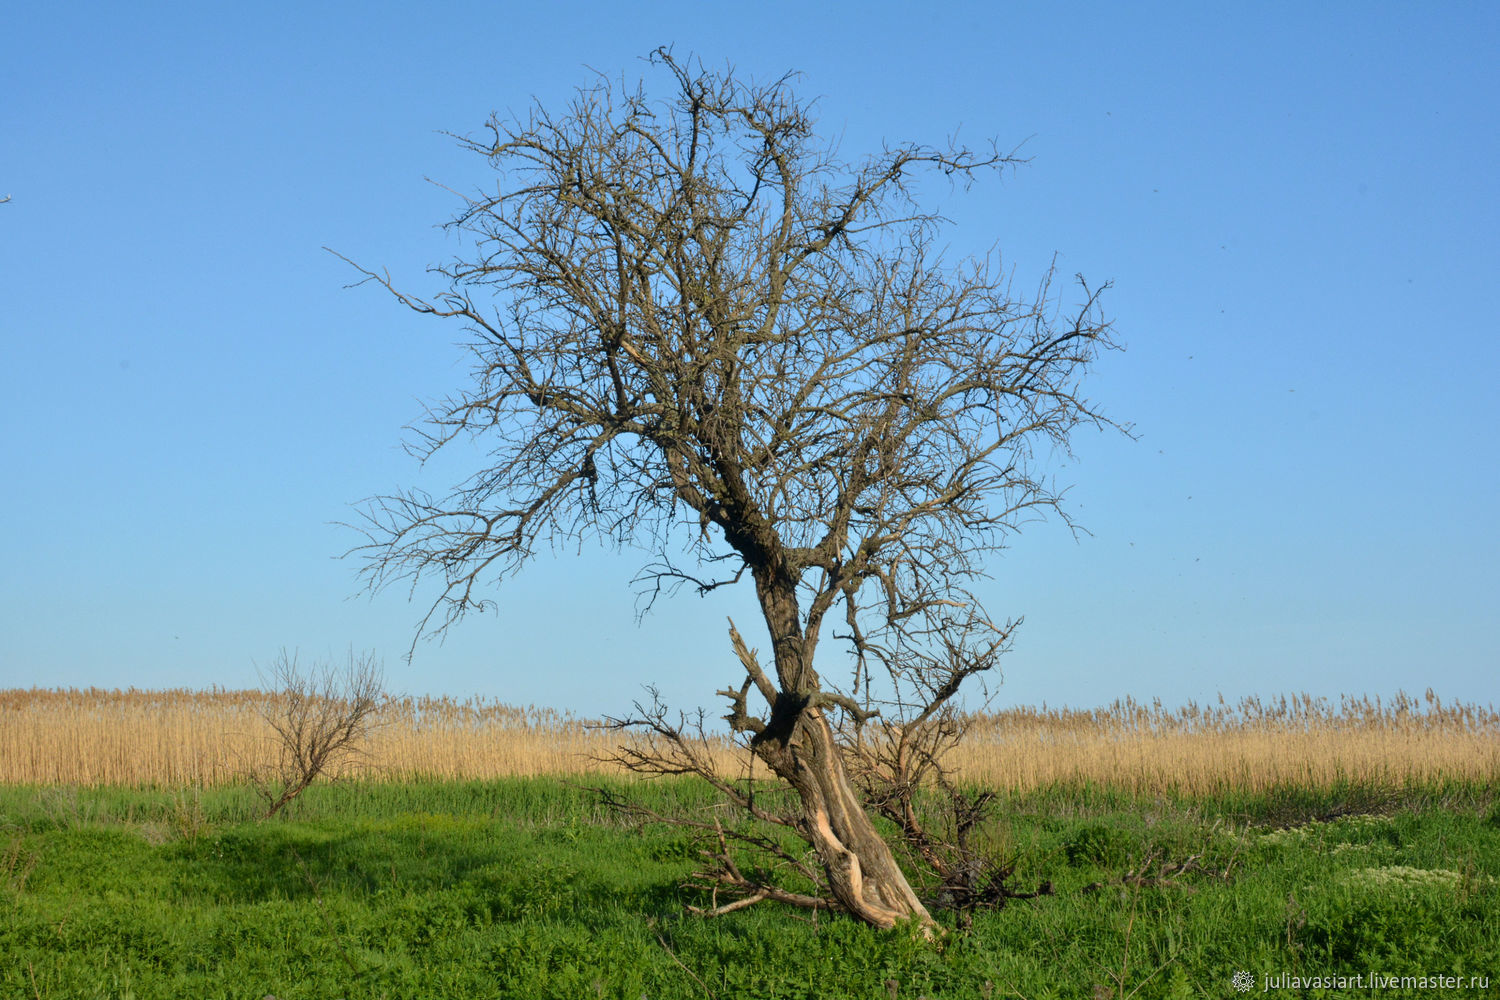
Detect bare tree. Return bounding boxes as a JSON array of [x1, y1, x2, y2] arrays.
[[343, 49, 1119, 930], [253, 649, 385, 818]]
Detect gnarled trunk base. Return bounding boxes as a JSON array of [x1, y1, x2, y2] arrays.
[[757, 706, 935, 931]]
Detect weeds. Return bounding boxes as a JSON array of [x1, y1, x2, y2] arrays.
[[3, 833, 38, 893], [167, 788, 211, 845], [32, 787, 97, 831]]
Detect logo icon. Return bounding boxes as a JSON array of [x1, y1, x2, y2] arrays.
[[1230, 971, 1255, 992]]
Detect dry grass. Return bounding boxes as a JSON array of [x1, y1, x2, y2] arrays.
[[0, 688, 643, 786], [1, 687, 1495, 794], [948, 690, 1500, 794]]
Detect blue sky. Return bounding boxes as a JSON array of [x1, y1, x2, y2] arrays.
[[3, 2, 1496, 717]]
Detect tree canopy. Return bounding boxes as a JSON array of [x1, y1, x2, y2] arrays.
[[344, 49, 1119, 930]]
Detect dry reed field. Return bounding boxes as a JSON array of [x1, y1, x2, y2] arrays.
[[950, 691, 1500, 794], [0, 688, 630, 787], [1, 687, 1496, 794]]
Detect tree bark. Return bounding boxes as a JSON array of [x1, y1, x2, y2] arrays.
[[760, 707, 935, 930], [750, 571, 935, 931]]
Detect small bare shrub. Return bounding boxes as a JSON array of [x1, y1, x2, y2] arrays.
[[252, 649, 384, 818]]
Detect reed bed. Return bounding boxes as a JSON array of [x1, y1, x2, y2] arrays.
[[949, 690, 1500, 794], [0, 688, 638, 786], [1, 687, 1495, 794]]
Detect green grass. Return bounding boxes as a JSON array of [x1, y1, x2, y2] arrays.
[[1, 778, 1496, 999]]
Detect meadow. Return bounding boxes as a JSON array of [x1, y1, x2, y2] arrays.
[[1, 689, 1497, 998]]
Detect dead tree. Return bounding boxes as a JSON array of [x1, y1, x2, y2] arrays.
[[253, 649, 385, 818], [343, 49, 1119, 931]]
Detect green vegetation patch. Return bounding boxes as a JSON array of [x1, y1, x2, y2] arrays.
[[1, 779, 1496, 998]]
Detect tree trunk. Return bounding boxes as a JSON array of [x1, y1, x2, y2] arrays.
[[758, 705, 935, 931], [745, 568, 934, 930]]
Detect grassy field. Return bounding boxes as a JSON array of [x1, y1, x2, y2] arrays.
[[1, 778, 1497, 998], [2, 689, 1497, 997]]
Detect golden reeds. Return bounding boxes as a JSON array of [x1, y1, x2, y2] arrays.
[[1, 687, 1495, 794], [946, 691, 1500, 794], [0, 688, 641, 786]]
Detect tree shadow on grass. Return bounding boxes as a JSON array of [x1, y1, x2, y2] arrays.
[[162, 820, 698, 923]]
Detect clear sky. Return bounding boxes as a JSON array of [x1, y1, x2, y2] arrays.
[[3, 2, 1496, 718]]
